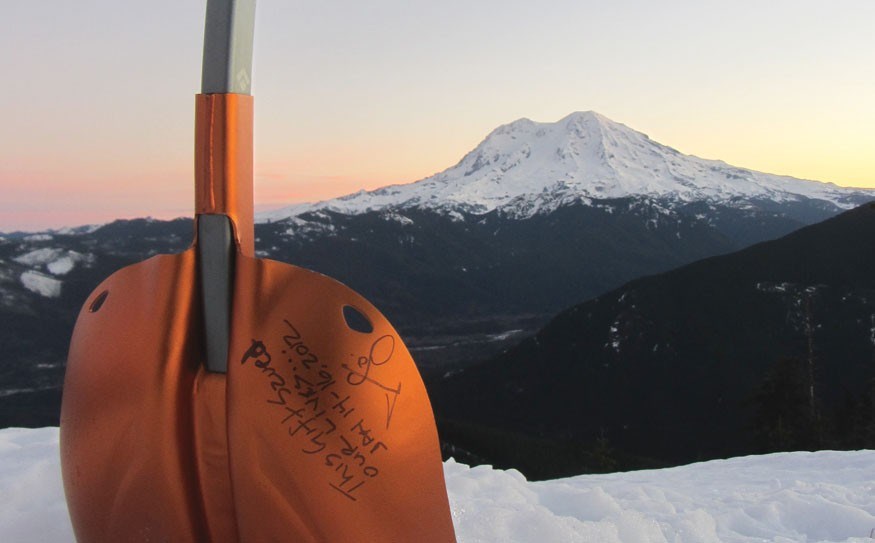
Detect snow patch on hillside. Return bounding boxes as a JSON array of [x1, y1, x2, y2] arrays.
[[2, 427, 874, 542], [280, 215, 338, 239], [19, 271, 61, 298], [54, 224, 101, 236], [381, 211, 414, 226], [22, 234, 53, 242], [13, 249, 90, 276], [47, 257, 77, 276], [13, 248, 64, 267]]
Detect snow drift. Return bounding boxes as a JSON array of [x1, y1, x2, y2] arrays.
[[1, 427, 873, 542]]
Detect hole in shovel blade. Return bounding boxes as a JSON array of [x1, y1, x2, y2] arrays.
[[343, 305, 373, 334], [89, 290, 109, 313]]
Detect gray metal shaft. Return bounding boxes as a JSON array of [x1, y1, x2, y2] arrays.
[[198, 0, 256, 372], [202, 0, 256, 94]]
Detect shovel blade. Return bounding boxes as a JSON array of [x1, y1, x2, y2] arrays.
[[61, 249, 211, 540], [61, 249, 456, 542]]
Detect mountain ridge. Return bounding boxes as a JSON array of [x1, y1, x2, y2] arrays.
[[432, 203, 875, 477]]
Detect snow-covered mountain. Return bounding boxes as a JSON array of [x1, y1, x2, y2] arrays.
[[260, 111, 873, 222]]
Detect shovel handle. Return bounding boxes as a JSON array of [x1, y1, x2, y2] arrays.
[[195, 94, 254, 254], [197, 0, 256, 238], [202, 0, 256, 95], [196, 0, 256, 248], [197, 0, 257, 374]]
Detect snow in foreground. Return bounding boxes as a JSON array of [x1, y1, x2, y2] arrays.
[[1, 428, 873, 542]]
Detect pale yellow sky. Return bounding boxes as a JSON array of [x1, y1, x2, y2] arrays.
[[1, 0, 873, 231]]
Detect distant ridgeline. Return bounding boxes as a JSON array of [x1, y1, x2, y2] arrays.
[[433, 204, 875, 479], [0, 200, 867, 430]]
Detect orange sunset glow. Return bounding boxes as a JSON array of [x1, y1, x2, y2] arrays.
[[2, 0, 873, 232]]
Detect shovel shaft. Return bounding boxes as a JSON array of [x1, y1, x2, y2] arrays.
[[202, 0, 256, 95], [196, 1, 256, 374], [198, 0, 257, 246], [194, 93, 254, 256], [195, 94, 253, 373]]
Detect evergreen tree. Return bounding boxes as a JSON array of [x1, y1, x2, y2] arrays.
[[753, 356, 823, 452]]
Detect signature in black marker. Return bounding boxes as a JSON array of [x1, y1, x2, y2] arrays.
[[341, 335, 402, 429]]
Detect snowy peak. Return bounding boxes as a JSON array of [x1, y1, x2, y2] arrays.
[[456, 111, 615, 180], [259, 112, 873, 222]]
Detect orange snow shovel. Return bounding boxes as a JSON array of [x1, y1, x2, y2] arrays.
[[59, 1, 456, 541]]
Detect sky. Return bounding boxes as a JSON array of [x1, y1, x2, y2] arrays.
[[1, 0, 873, 232]]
